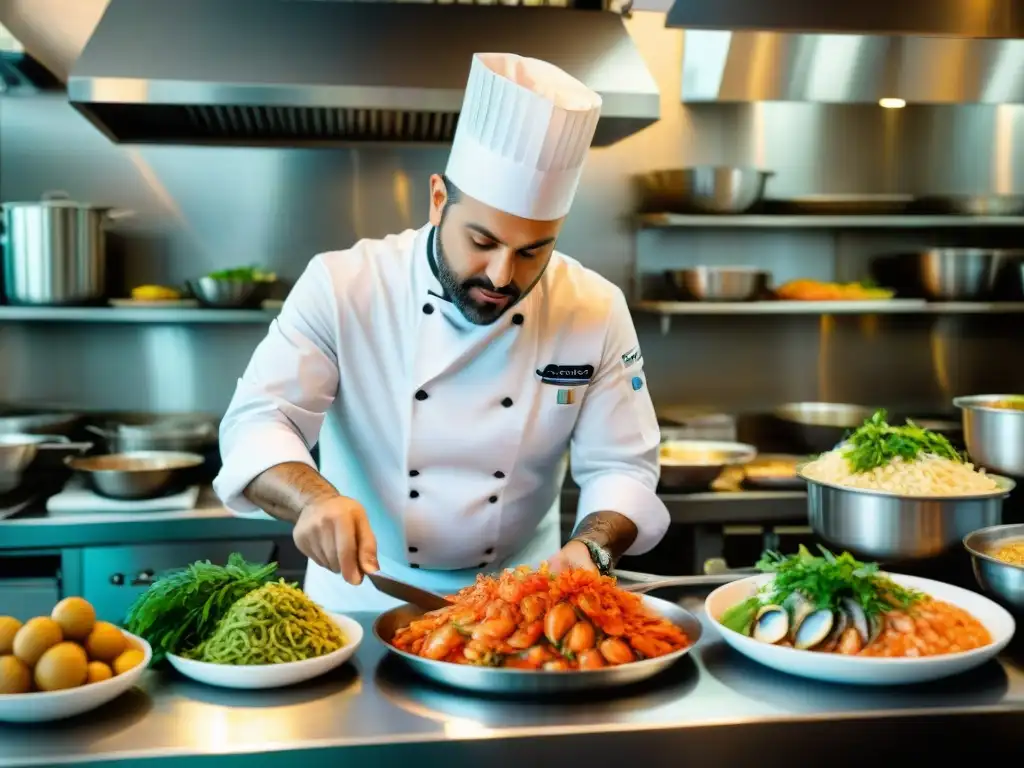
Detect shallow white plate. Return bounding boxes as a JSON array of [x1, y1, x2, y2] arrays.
[[0, 630, 152, 723], [705, 573, 1016, 685], [167, 613, 362, 689]]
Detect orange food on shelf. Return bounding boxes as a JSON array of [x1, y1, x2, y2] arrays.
[[774, 279, 894, 301], [391, 565, 691, 670]]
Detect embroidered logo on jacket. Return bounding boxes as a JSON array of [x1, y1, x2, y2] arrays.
[[621, 345, 643, 369], [536, 364, 594, 386]]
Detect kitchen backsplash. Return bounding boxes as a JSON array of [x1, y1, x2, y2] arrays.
[[0, 9, 1022, 416]]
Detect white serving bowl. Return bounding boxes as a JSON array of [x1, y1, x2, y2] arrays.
[[0, 630, 152, 723], [167, 613, 362, 689], [705, 573, 1015, 685]]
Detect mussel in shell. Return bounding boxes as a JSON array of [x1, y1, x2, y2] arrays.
[[752, 605, 789, 644], [792, 609, 834, 650]]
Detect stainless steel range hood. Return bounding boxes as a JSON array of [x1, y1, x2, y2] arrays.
[[67, 0, 660, 147], [668, 0, 1024, 104], [665, 0, 1024, 39]]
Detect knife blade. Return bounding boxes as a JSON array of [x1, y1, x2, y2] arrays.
[[367, 571, 452, 612]]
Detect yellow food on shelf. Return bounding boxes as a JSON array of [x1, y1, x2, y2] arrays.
[[775, 279, 894, 301], [113, 648, 145, 676], [52, 597, 96, 642], [0, 656, 31, 694], [34, 642, 89, 691], [131, 284, 181, 301], [0, 617, 22, 655], [13, 617, 63, 666], [86, 660, 114, 684], [85, 621, 128, 663]]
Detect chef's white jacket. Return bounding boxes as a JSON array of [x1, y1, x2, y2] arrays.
[[214, 224, 668, 611]]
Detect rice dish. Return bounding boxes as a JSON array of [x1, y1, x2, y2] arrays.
[[801, 447, 1000, 497]]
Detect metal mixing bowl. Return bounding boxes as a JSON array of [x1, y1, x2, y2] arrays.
[[953, 395, 1024, 477], [800, 468, 1015, 561], [188, 277, 261, 308], [964, 524, 1024, 613], [918, 248, 1000, 300], [66, 451, 204, 500], [665, 267, 768, 302], [659, 440, 757, 491], [636, 167, 773, 214], [773, 402, 876, 454]]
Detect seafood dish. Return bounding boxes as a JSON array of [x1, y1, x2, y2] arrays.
[[800, 409, 1003, 497], [390, 566, 692, 670], [720, 547, 992, 658]]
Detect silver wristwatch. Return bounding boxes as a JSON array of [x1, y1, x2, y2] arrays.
[[576, 538, 613, 576]]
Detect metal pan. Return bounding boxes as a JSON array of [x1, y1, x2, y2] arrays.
[[741, 453, 807, 490], [373, 595, 702, 695], [0, 412, 80, 436]]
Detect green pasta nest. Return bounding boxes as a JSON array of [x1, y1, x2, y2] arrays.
[[187, 580, 346, 665]]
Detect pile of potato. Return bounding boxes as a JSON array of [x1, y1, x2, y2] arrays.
[[0, 597, 145, 694]]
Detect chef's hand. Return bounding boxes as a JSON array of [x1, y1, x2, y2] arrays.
[[293, 496, 379, 585], [548, 540, 598, 574]]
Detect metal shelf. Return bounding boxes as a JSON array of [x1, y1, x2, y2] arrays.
[[634, 300, 1024, 333], [637, 213, 1024, 229], [0, 306, 279, 324]]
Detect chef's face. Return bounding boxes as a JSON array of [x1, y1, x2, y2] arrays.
[[429, 174, 563, 325]]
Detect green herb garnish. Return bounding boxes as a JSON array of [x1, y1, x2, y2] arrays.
[[207, 266, 276, 282], [758, 545, 920, 619], [841, 409, 961, 473], [123, 553, 278, 663]]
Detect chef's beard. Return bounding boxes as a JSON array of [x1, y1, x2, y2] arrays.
[[435, 225, 521, 326]]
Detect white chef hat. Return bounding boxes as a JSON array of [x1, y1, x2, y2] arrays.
[[444, 53, 602, 222]]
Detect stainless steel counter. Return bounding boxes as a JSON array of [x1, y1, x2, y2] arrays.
[[1, 591, 1020, 768], [0, 489, 806, 552]]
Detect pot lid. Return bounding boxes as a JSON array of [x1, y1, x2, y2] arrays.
[[2, 191, 112, 209]]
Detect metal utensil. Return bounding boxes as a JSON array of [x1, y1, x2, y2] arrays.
[[915, 195, 1024, 217], [86, 419, 216, 453], [368, 572, 451, 612], [0, 412, 80, 436], [636, 167, 773, 214], [954, 395, 1024, 477], [2, 191, 132, 305], [615, 561, 757, 591], [0, 434, 61, 493], [918, 248, 1001, 300], [373, 594, 702, 694], [188, 276, 261, 308], [963, 524, 1024, 613], [658, 440, 757, 491], [800, 467, 1015, 561], [665, 267, 768, 302], [66, 450, 204, 500], [773, 402, 875, 454]]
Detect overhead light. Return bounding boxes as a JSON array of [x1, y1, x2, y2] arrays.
[[879, 97, 906, 109]]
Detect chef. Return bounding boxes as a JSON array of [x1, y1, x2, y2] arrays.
[[213, 52, 669, 612]]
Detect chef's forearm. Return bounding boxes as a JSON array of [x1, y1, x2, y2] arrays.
[[571, 511, 639, 563], [242, 461, 341, 523]]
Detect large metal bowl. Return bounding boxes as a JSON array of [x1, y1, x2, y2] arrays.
[[373, 595, 702, 694], [66, 451, 204, 500], [636, 167, 773, 214], [918, 248, 1001, 300], [188, 277, 262, 308], [963, 523, 1024, 614], [773, 402, 876, 454], [800, 467, 1015, 561], [659, 440, 757, 491], [665, 267, 768, 302], [954, 395, 1024, 477]]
